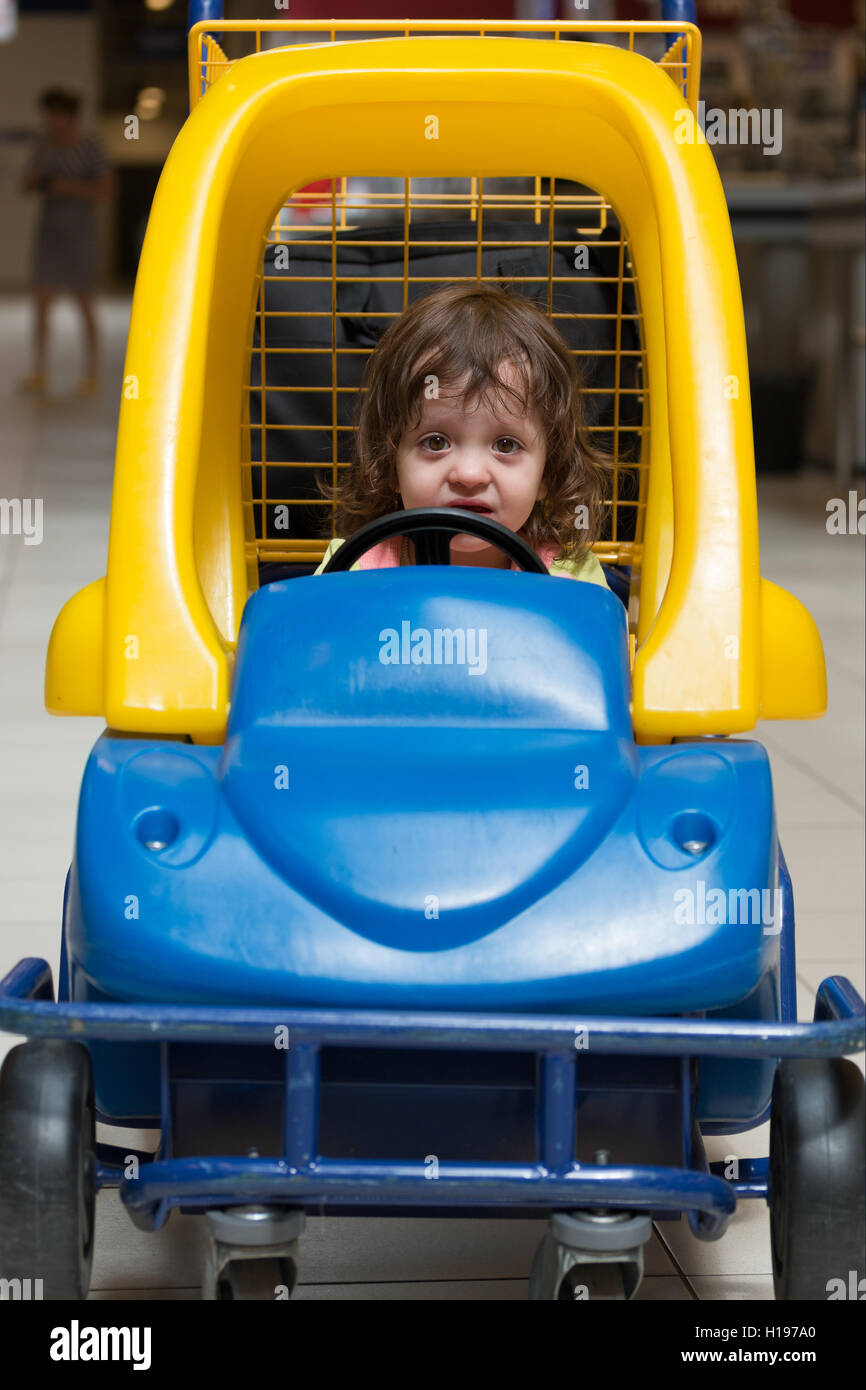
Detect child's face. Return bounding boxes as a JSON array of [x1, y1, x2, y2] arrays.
[[395, 362, 547, 567]]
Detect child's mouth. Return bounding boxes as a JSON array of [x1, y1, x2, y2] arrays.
[[446, 501, 493, 514]]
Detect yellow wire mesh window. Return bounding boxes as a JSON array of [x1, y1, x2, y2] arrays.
[[244, 176, 648, 574], [193, 24, 695, 111]]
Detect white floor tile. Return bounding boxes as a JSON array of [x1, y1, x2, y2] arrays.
[[764, 744, 863, 828], [776, 825, 865, 917], [0, 878, 68, 924], [88, 1287, 201, 1301], [797, 957, 866, 1003], [691, 1274, 775, 1300], [658, 1192, 772, 1281], [291, 1278, 529, 1300], [794, 911, 865, 962]]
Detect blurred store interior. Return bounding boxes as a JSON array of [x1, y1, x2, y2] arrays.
[[0, 0, 863, 478]]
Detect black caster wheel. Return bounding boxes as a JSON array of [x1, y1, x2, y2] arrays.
[[0, 1038, 96, 1300], [769, 1057, 865, 1301]]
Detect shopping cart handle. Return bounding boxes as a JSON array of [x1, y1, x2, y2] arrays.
[[187, 0, 224, 37], [186, 2, 697, 50], [662, 0, 697, 56], [661, 0, 697, 19]]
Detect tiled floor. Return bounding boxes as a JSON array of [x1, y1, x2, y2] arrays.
[[0, 296, 862, 1301]]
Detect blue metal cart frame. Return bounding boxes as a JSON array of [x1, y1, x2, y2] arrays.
[[3, 854, 862, 1243]]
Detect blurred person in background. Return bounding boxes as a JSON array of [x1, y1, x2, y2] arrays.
[[18, 88, 112, 397]]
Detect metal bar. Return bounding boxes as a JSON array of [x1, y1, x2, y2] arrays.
[[815, 974, 866, 1024], [662, 0, 697, 56], [283, 1043, 320, 1170], [189, 19, 698, 34], [680, 1054, 693, 1170], [258, 225, 268, 540], [537, 1052, 578, 1172], [187, 1, 224, 106], [476, 176, 484, 281], [778, 842, 798, 1025], [186, 16, 702, 112], [612, 219, 626, 537], [685, 1112, 714, 1238], [119, 1155, 737, 1239], [2, 959, 863, 1056], [546, 175, 555, 317], [266, 200, 613, 219], [6, 957, 55, 1003], [329, 177, 339, 537], [187, 0, 224, 33], [709, 1155, 769, 1201], [159, 1041, 172, 1160], [257, 276, 636, 290]]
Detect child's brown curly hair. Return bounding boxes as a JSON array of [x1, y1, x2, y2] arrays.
[[321, 281, 611, 562]]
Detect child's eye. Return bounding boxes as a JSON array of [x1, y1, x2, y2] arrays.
[[495, 437, 521, 454], [421, 434, 449, 452]]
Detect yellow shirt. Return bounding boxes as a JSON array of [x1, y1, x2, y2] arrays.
[[313, 536, 610, 589]]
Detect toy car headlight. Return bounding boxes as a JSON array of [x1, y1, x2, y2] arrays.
[[120, 749, 218, 869], [636, 751, 737, 870]]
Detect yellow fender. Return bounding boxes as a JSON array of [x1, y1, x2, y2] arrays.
[[45, 33, 825, 739]]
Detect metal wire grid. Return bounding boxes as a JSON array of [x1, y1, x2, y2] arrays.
[[244, 182, 647, 568], [188, 21, 693, 571], [190, 20, 700, 113]]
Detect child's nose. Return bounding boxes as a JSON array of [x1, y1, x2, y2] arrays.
[[448, 448, 490, 483]]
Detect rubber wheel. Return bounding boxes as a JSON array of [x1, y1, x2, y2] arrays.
[[0, 1039, 96, 1300], [769, 1057, 865, 1301]]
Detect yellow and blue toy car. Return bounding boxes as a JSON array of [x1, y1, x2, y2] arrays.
[[0, 5, 863, 1301]]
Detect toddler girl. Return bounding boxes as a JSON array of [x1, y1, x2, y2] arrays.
[[315, 281, 610, 584]]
